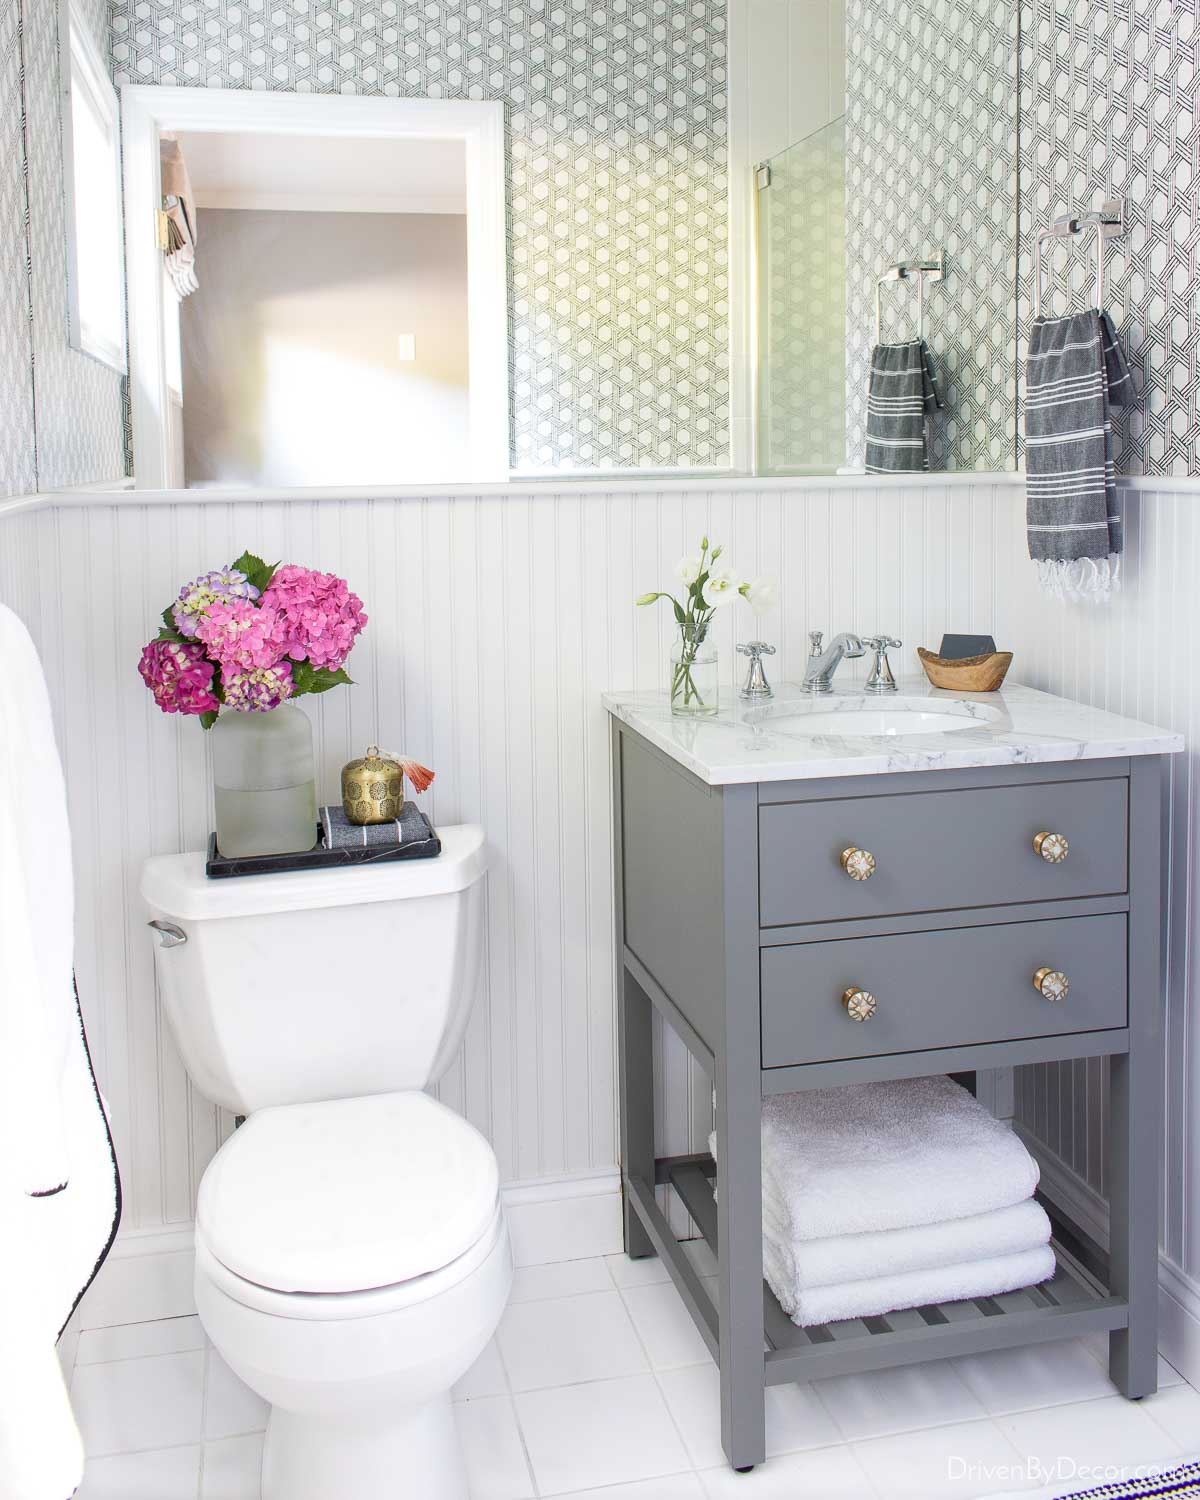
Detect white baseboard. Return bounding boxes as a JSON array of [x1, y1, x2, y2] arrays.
[[1017, 1126, 1200, 1390], [79, 1169, 624, 1330]]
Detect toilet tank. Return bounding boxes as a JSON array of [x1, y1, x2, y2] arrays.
[[140, 826, 487, 1115]]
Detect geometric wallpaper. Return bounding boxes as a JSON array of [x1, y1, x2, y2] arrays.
[[108, 0, 732, 472], [0, 0, 37, 496], [23, 0, 126, 489], [1017, 0, 1200, 477], [844, 0, 1020, 472], [5, 0, 1199, 488], [0, 0, 128, 497]]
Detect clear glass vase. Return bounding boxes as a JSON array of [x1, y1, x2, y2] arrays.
[[670, 625, 719, 717], [211, 704, 318, 857]]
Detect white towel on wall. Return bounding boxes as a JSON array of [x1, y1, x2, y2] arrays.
[[765, 1243, 1058, 1327], [758, 1077, 1039, 1240], [0, 604, 121, 1500], [762, 1196, 1052, 1294]]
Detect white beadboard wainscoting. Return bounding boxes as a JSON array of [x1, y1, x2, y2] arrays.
[[4, 474, 1199, 1378], [0, 478, 1013, 1252]]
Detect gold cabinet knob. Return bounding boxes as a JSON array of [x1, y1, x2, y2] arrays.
[[1033, 967, 1070, 1002], [1033, 831, 1069, 864], [841, 847, 876, 881], [842, 986, 877, 1022]]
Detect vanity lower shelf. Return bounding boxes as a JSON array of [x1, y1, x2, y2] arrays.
[[630, 1153, 1128, 1386]]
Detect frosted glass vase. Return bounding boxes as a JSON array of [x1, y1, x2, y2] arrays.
[[211, 705, 318, 857]]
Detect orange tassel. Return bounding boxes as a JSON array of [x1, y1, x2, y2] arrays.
[[399, 757, 435, 793]]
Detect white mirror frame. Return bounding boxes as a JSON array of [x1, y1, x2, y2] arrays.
[[121, 88, 509, 489], [61, 0, 127, 373]]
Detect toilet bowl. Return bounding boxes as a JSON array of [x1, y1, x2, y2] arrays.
[[194, 1092, 511, 1500], [140, 826, 506, 1500]]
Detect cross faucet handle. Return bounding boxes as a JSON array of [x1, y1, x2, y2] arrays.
[[808, 630, 824, 657], [864, 634, 902, 694], [737, 641, 775, 700]]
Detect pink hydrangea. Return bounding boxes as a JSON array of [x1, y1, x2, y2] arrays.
[[222, 662, 294, 712], [194, 600, 287, 674], [138, 640, 220, 716], [261, 565, 367, 671]]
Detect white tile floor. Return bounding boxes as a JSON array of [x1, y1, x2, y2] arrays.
[[71, 1242, 1200, 1500]]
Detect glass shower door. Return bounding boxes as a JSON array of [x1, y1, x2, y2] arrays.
[[756, 117, 847, 475]]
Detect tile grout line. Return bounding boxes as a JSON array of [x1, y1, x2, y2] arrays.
[[494, 1294, 546, 1500]]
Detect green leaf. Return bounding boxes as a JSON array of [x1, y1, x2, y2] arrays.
[[230, 551, 279, 595], [670, 597, 685, 625], [155, 625, 185, 643], [161, 603, 178, 633], [198, 709, 218, 731], [291, 661, 353, 697]]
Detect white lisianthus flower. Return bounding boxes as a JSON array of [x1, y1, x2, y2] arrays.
[[743, 576, 777, 615], [702, 567, 742, 608], [676, 555, 702, 585]]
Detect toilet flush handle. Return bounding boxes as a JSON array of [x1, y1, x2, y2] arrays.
[[148, 919, 187, 949]]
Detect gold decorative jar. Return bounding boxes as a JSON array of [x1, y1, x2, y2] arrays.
[[341, 745, 405, 825]]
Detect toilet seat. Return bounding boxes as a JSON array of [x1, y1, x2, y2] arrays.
[[196, 1199, 507, 1322], [197, 1090, 500, 1297]]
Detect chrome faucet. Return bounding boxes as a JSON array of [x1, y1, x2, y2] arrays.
[[802, 630, 865, 694]]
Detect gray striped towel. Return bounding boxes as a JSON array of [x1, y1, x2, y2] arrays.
[[865, 340, 942, 473], [321, 801, 436, 850], [1025, 309, 1132, 602]]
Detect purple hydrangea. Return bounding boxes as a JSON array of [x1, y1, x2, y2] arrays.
[[172, 567, 260, 638], [222, 662, 294, 712]]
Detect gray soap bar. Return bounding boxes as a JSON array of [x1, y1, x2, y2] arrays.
[[939, 633, 997, 660]]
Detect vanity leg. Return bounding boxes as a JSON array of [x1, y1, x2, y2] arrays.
[[618, 965, 656, 1260], [1109, 755, 1163, 1398], [715, 783, 766, 1471], [714, 1059, 766, 1470], [1108, 1048, 1159, 1397]]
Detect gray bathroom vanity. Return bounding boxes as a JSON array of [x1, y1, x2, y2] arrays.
[[604, 682, 1182, 1473]]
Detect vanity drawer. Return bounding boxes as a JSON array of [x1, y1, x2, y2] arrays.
[[758, 777, 1128, 927], [760, 913, 1127, 1067]]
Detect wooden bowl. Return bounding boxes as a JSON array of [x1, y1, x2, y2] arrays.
[[917, 647, 1013, 693]]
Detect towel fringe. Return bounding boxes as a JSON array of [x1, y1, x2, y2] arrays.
[[1035, 553, 1121, 604]]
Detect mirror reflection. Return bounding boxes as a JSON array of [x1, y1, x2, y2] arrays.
[[166, 132, 469, 487], [36, 0, 1024, 491], [754, 0, 1019, 476]]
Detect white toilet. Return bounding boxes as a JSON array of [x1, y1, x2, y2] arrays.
[[140, 825, 510, 1500]]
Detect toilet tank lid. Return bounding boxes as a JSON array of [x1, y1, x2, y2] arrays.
[[197, 1091, 500, 1293], [141, 823, 486, 920]]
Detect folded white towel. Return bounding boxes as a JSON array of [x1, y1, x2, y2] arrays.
[[762, 1196, 1052, 1293], [716, 1077, 1040, 1241], [765, 1243, 1057, 1326]]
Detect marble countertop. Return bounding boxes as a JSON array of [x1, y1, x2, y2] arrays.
[[602, 679, 1184, 785]]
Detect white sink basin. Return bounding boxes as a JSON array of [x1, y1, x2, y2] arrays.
[[749, 695, 1003, 739]]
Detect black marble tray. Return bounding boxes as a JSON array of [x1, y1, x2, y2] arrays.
[[205, 823, 442, 879]]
